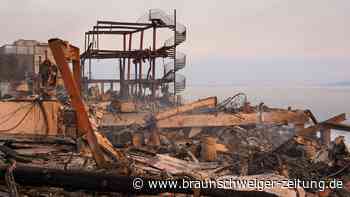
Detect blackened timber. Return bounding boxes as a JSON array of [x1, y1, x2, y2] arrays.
[[0, 146, 32, 163], [0, 164, 277, 197], [0, 135, 76, 146]]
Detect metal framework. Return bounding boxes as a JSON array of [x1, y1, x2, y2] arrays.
[[81, 9, 187, 101]]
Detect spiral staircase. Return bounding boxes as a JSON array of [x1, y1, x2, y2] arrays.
[[138, 9, 187, 94]]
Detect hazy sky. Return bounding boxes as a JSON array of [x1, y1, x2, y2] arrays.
[[1, 0, 349, 85]]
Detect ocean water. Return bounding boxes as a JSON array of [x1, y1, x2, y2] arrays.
[[182, 85, 350, 144]]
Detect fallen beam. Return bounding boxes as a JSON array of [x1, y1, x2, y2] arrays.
[[296, 113, 346, 136], [1, 165, 277, 197], [0, 134, 76, 146], [322, 122, 350, 132], [49, 39, 107, 167], [156, 110, 308, 128], [101, 113, 147, 126], [155, 97, 217, 120], [101, 110, 308, 128]]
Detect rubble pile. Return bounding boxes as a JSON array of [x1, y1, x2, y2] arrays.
[[0, 39, 348, 197], [0, 93, 348, 197]]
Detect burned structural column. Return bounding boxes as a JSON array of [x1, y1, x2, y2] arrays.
[[119, 58, 123, 96], [120, 34, 127, 98], [139, 30, 144, 96], [152, 25, 156, 98], [173, 9, 177, 98], [134, 61, 138, 95], [128, 33, 133, 95], [127, 33, 132, 81]]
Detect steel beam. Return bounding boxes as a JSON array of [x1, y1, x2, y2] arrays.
[[48, 39, 107, 168], [93, 25, 145, 30], [86, 31, 133, 35], [97, 21, 152, 26]]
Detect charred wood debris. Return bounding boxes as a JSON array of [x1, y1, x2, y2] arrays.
[[0, 92, 349, 197]]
